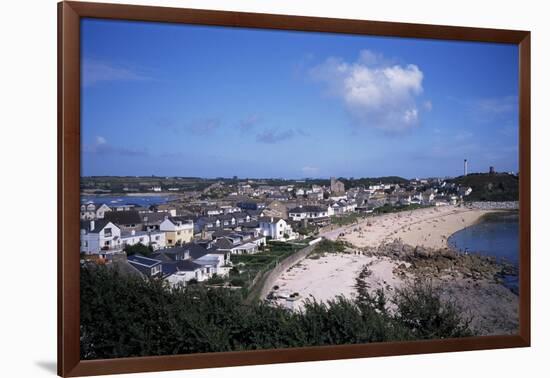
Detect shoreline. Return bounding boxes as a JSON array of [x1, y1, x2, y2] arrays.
[[446, 209, 519, 250], [323, 205, 495, 249], [269, 205, 519, 334]]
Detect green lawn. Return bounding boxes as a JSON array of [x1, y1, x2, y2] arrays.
[[215, 241, 304, 292]]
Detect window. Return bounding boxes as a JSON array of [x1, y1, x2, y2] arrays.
[[104, 227, 112, 237]]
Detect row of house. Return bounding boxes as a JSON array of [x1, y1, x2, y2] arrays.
[[92, 226, 271, 287], [80, 207, 296, 256]]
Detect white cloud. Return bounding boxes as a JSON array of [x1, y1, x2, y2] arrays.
[[82, 58, 150, 87], [476, 96, 517, 116], [310, 50, 426, 132], [83, 135, 147, 156]]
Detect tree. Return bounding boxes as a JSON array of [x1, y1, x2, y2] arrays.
[[392, 281, 472, 339]]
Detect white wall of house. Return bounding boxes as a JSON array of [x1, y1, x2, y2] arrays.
[[165, 267, 208, 287], [80, 203, 112, 220], [194, 254, 229, 276], [120, 232, 149, 248], [149, 231, 166, 249], [80, 222, 121, 254], [232, 242, 260, 255], [95, 204, 111, 219], [289, 210, 329, 221], [259, 219, 296, 240]]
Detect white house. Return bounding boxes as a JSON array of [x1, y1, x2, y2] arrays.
[[459, 186, 473, 197], [148, 230, 167, 249], [288, 205, 329, 221], [119, 230, 167, 250], [80, 220, 121, 255], [258, 217, 296, 241], [213, 234, 267, 255], [329, 200, 357, 216], [193, 253, 230, 277], [80, 202, 112, 220], [165, 261, 209, 287], [422, 191, 436, 205]]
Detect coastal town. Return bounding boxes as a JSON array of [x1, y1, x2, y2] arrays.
[[72, 17, 524, 361], [80, 168, 519, 330], [80, 175, 478, 280]]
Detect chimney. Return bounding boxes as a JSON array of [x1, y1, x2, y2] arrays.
[[90, 220, 95, 231], [463, 159, 468, 176]]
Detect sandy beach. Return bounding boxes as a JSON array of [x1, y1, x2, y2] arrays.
[[324, 205, 492, 249], [273, 206, 493, 307], [272, 253, 406, 310], [265, 205, 518, 334]]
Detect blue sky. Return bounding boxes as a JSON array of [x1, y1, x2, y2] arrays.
[[81, 18, 519, 179]]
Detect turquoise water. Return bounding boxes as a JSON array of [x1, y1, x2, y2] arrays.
[[81, 195, 173, 207], [447, 214, 519, 292]]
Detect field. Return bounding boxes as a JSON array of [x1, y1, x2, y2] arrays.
[[206, 241, 306, 292]]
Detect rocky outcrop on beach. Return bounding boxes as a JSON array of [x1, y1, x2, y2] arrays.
[[361, 239, 519, 335], [366, 239, 517, 283]]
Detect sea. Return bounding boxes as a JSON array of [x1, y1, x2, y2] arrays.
[[81, 195, 173, 207], [447, 213, 519, 293]]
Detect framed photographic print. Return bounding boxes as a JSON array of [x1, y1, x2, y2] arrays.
[[58, 1, 530, 376]]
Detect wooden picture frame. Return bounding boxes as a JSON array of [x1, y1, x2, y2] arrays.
[[58, 1, 531, 376]]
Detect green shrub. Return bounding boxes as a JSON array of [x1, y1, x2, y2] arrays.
[[80, 265, 474, 360], [205, 274, 224, 285], [123, 242, 153, 257], [230, 277, 246, 287]]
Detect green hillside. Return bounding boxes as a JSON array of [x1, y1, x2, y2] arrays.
[[451, 173, 519, 201]]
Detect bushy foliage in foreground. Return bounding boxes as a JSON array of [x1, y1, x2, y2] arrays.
[[80, 266, 472, 359]]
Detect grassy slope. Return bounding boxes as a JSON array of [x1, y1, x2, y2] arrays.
[[451, 173, 519, 201]]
